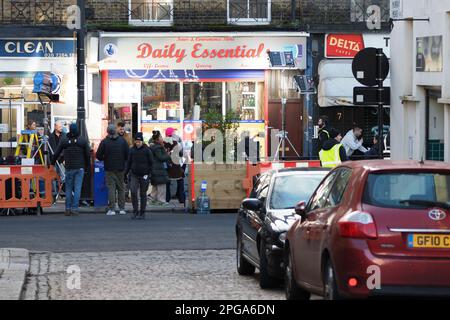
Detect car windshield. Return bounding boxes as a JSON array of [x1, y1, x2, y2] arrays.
[[363, 172, 450, 209], [269, 173, 326, 210]]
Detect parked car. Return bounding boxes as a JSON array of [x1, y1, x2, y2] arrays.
[[235, 167, 330, 288], [285, 160, 450, 300]]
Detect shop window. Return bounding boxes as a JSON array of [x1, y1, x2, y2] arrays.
[[129, 0, 173, 26], [183, 82, 223, 121], [228, 0, 271, 24], [226, 82, 264, 121], [142, 82, 180, 121]]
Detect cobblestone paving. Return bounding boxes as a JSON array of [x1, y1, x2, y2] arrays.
[[24, 250, 285, 300]]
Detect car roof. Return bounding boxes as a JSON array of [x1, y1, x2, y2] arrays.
[[339, 160, 450, 172], [277, 167, 331, 173]]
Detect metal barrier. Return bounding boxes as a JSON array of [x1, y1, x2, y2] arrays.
[[0, 165, 59, 215]]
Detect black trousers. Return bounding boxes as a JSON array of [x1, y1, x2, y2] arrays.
[[166, 179, 186, 203], [130, 174, 150, 215]]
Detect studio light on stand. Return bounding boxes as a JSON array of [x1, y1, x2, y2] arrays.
[[267, 50, 300, 161], [32, 72, 60, 166]]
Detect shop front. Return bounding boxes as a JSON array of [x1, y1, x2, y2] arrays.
[[0, 38, 76, 158], [97, 32, 308, 159], [316, 33, 391, 154]]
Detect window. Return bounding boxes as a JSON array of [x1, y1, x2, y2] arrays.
[[141, 82, 180, 121], [307, 171, 339, 212], [269, 173, 328, 210], [226, 82, 264, 120], [129, 0, 173, 25], [228, 0, 271, 24], [363, 173, 450, 209], [327, 169, 352, 207], [183, 82, 222, 120]]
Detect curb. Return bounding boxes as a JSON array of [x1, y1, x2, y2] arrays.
[[0, 248, 30, 300]]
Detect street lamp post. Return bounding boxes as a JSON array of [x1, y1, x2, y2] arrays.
[[76, 0, 88, 140]]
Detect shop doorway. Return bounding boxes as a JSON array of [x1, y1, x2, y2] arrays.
[[108, 103, 139, 139], [0, 100, 20, 158], [426, 90, 444, 161], [268, 98, 304, 159]]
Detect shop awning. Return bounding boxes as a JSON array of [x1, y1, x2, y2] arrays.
[[318, 59, 391, 107]]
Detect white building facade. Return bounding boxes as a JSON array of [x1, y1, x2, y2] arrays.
[[391, 0, 450, 162]]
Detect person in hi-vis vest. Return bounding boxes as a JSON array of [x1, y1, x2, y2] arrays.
[[319, 129, 348, 168]]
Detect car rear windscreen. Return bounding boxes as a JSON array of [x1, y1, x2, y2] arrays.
[[363, 172, 450, 209], [270, 174, 326, 210]]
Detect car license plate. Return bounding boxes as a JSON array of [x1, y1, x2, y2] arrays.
[[408, 234, 450, 249]]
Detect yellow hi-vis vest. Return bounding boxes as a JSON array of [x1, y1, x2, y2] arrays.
[[319, 144, 343, 168]]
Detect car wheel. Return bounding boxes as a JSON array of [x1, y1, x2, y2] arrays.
[[236, 232, 255, 276], [284, 251, 310, 300], [324, 260, 343, 300], [259, 238, 280, 289]]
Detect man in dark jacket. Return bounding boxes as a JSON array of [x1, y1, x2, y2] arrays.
[[126, 132, 153, 219], [319, 129, 348, 168], [149, 130, 171, 205], [364, 136, 382, 159], [317, 115, 332, 153], [48, 120, 66, 163], [52, 123, 91, 216], [96, 124, 129, 216]]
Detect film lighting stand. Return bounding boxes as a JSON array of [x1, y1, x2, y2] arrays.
[[273, 98, 300, 161]]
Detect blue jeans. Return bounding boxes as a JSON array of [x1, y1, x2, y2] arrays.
[[65, 168, 85, 212]]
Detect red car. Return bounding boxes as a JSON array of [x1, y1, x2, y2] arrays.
[[285, 160, 450, 300]]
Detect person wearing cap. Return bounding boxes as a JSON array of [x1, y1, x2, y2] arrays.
[[163, 127, 186, 204], [319, 129, 348, 168], [125, 132, 153, 219], [96, 124, 130, 216], [148, 130, 171, 205], [52, 123, 91, 216]]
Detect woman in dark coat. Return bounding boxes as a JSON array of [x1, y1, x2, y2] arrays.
[[163, 127, 186, 204], [149, 130, 171, 205]]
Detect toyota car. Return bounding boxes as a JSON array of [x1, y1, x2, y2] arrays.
[[284, 160, 450, 300]]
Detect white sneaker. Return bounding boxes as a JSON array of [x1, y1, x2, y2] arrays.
[[106, 210, 116, 216], [119, 210, 127, 215]]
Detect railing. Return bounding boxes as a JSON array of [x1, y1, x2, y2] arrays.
[[0, 0, 71, 26], [127, 0, 174, 25], [228, 0, 271, 24]]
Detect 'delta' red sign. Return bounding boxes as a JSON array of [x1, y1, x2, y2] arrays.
[[325, 34, 365, 58]]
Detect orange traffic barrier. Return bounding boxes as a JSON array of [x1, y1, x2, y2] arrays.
[[0, 165, 59, 213], [243, 160, 321, 197]]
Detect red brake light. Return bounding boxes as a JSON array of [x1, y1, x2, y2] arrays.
[[338, 211, 378, 239]]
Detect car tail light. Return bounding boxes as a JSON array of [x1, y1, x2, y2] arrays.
[[338, 211, 378, 240], [348, 278, 359, 287]]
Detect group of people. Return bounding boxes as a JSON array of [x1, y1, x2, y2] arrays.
[[51, 122, 186, 219], [317, 115, 384, 168]]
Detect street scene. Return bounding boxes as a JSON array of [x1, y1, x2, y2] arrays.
[[1, 0, 450, 307]]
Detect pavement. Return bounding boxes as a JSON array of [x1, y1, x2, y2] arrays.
[[0, 248, 30, 300], [23, 250, 286, 300]]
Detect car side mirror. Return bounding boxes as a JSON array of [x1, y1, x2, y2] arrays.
[[242, 198, 262, 211], [295, 201, 307, 220]]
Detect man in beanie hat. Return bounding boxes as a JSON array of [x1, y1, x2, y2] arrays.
[[125, 132, 153, 219], [319, 128, 348, 168], [96, 124, 129, 216], [52, 123, 91, 216]]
